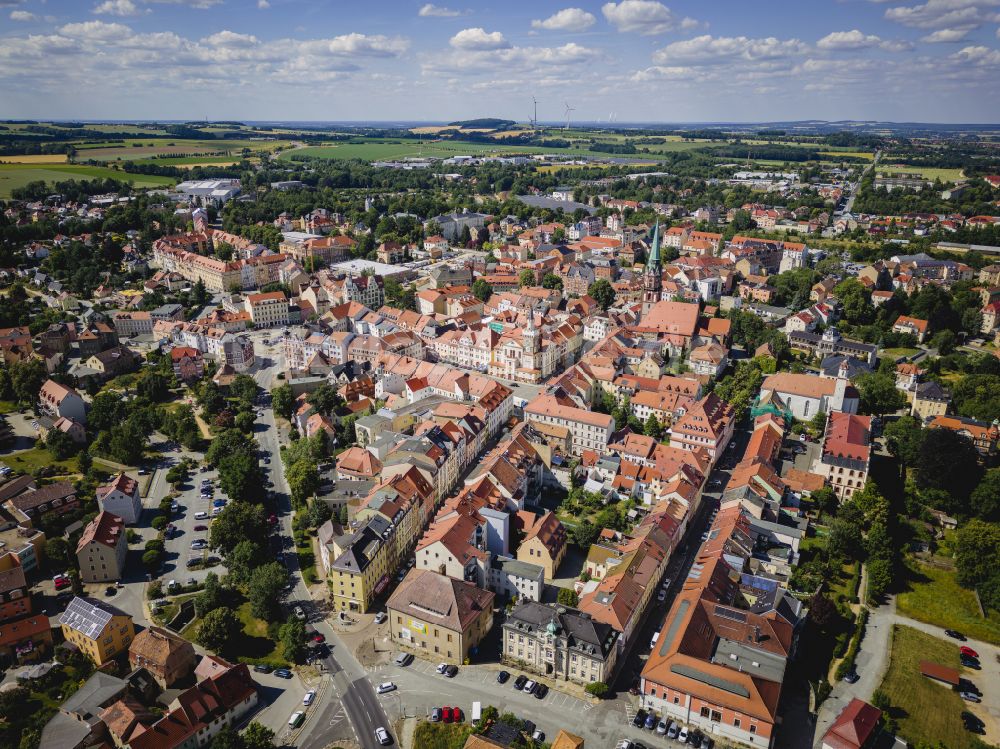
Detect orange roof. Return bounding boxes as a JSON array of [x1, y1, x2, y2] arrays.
[[77, 511, 124, 553]]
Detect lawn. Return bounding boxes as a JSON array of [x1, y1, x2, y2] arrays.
[[233, 600, 290, 668], [897, 560, 1000, 645], [880, 347, 920, 359], [412, 721, 475, 749], [0, 399, 18, 414], [0, 163, 175, 197], [877, 164, 965, 182], [880, 625, 975, 749], [1, 444, 79, 475]]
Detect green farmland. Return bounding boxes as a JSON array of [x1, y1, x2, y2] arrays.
[[0, 163, 175, 198]]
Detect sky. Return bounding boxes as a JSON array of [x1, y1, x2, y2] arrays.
[[1, 0, 1000, 123]]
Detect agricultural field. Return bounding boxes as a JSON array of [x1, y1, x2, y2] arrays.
[[0, 163, 175, 197], [74, 138, 294, 162], [877, 164, 965, 182], [0, 154, 70, 164]]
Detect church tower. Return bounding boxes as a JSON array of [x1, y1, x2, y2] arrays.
[[522, 311, 541, 372], [643, 219, 663, 315]]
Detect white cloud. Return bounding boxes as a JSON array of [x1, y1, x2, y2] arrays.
[[532, 8, 597, 32], [817, 29, 883, 49], [602, 0, 684, 35], [952, 43, 1000, 62], [653, 34, 808, 64], [326, 33, 409, 56], [9, 9, 35, 20], [424, 39, 599, 76], [60, 20, 135, 41], [921, 26, 973, 39], [884, 0, 1000, 29], [258, 0, 269, 7], [143, 0, 223, 8], [93, 0, 144, 15], [630, 65, 692, 80], [449, 27, 510, 50], [419, 3, 461, 17]]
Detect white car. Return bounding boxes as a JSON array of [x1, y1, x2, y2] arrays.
[[377, 681, 396, 694], [678, 726, 689, 742], [960, 692, 982, 703], [616, 741, 634, 749], [436, 662, 448, 674], [190, 540, 206, 549], [294, 606, 307, 620], [657, 589, 667, 602], [532, 730, 545, 743], [194, 511, 208, 520], [375, 727, 392, 745], [303, 690, 316, 706], [667, 722, 680, 739], [374, 612, 387, 624]]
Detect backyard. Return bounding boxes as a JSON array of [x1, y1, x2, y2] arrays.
[[879, 625, 975, 749]]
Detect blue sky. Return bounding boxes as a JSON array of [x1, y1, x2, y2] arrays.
[[2, 0, 999, 122]]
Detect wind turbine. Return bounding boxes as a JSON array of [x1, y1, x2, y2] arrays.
[[564, 102, 575, 131], [532, 96, 538, 132]]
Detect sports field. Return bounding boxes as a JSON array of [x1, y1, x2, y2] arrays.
[[0, 163, 175, 197], [877, 164, 965, 182]]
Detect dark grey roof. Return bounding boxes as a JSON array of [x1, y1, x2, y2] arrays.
[[819, 355, 873, 379], [505, 601, 618, 659]]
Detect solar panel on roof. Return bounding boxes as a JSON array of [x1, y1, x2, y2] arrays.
[[714, 605, 748, 623], [670, 663, 751, 698]]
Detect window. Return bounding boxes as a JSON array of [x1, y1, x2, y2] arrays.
[[711, 711, 721, 723], [734, 719, 741, 729], [674, 696, 680, 705], [749, 725, 757, 734]]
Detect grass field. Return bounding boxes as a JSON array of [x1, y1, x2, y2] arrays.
[[1, 444, 79, 475], [411, 722, 475, 749], [880, 347, 921, 359], [877, 164, 965, 182], [0, 154, 70, 164], [0, 163, 175, 197], [819, 151, 875, 161], [880, 625, 975, 749], [897, 560, 1000, 645]]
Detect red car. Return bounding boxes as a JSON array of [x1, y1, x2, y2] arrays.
[[312, 633, 325, 644], [960, 646, 980, 659], [267, 514, 278, 525], [441, 707, 453, 723], [54, 577, 71, 591], [451, 707, 462, 722]]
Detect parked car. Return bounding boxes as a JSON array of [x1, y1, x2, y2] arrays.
[[394, 652, 413, 667], [960, 692, 982, 703], [842, 669, 860, 683], [377, 682, 396, 694], [441, 707, 453, 723], [303, 690, 316, 706], [523, 679, 536, 694], [532, 730, 545, 743], [253, 664, 272, 673], [945, 629, 967, 641], [513, 674, 528, 690], [436, 662, 448, 674], [657, 719, 669, 735], [678, 726, 689, 742], [667, 722, 680, 739], [451, 707, 462, 722], [293, 606, 306, 620], [644, 713, 657, 730], [617, 742, 634, 749], [429, 708, 441, 722], [632, 709, 647, 728], [374, 612, 387, 624], [375, 727, 392, 745], [961, 656, 980, 670], [534, 683, 548, 699], [497, 670, 510, 684], [960, 646, 979, 659], [194, 511, 208, 520], [522, 720, 536, 736], [444, 665, 458, 678], [274, 669, 292, 679]]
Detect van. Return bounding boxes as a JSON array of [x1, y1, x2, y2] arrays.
[[650, 631, 660, 649], [288, 711, 305, 729], [471, 701, 482, 723]]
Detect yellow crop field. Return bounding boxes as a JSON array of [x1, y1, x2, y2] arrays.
[[0, 154, 69, 164]]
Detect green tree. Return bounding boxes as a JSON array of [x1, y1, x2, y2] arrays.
[[45, 537, 69, 568], [557, 587, 579, 607], [197, 606, 241, 653], [9, 358, 46, 405], [970, 469, 1000, 521], [955, 519, 1000, 589], [227, 540, 267, 583], [855, 372, 906, 416], [247, 562, 288, 622], [588, 279, 615, 310], [519, 269, 536, 288], [472, 279, 493, 302], [930, 329, 956, 355], [286, 458, 320, 506], [308, 499, 332, 527], [542, 273, 563, 290], [571, 519, 598, 548], [279, 616, 308, 664], [915, 428, 982, 512], [883, 414, 923, 467], [585, 681, 609, 698], [46, 428, 79, 459], [271, 384, 293, 420], [242, 722, 277, 749], [195, 572, 224, 617], [210, 502, 268, 555], [217, 451, 265, 504], [643, 413, 662, 440], [230, 374, 258, 406], [306, 383, 341, 416]]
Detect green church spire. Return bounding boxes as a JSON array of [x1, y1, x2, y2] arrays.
[[649, 218, 661, 267]]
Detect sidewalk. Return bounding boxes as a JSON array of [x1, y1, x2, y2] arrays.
[[813, 595, 896, 747]]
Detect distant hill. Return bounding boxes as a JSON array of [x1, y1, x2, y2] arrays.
[[446, 118, 517, 129]]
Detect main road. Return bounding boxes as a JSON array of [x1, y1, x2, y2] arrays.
[[250, 339, 393, 749]]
